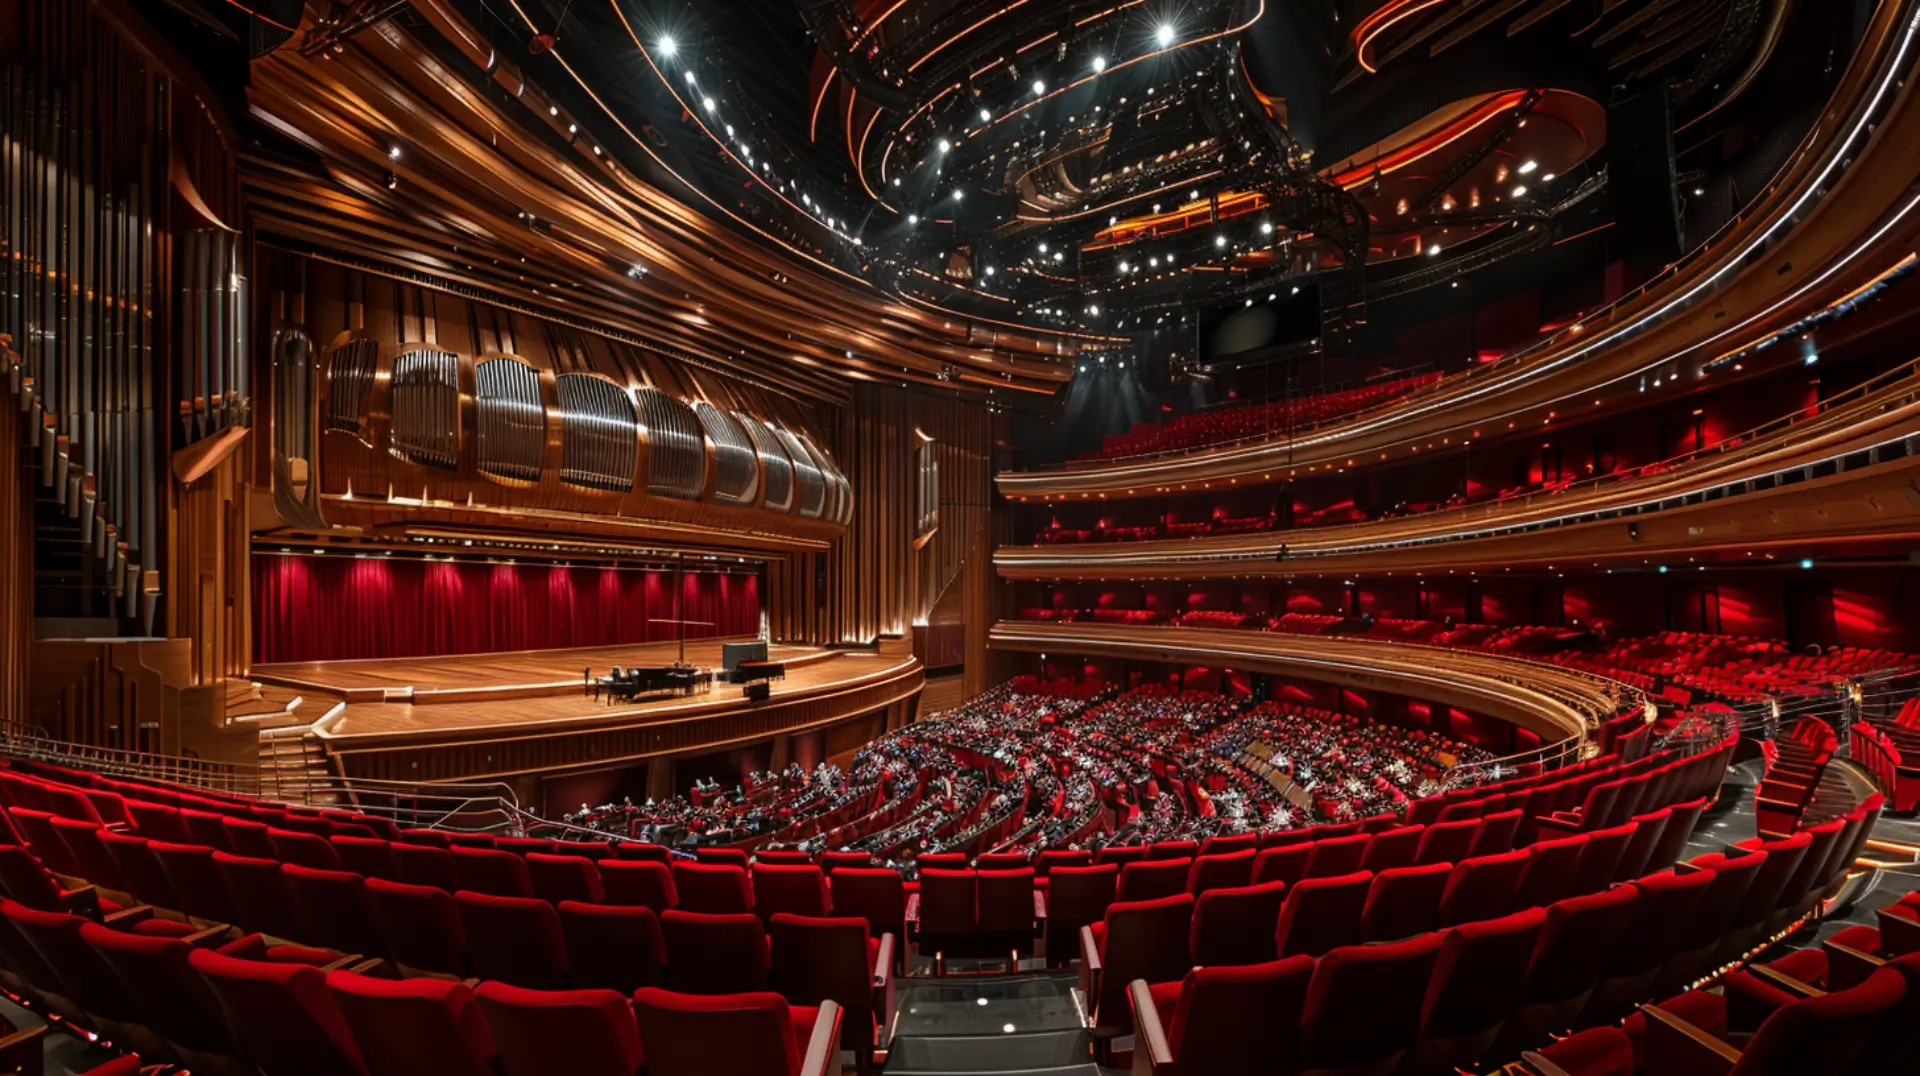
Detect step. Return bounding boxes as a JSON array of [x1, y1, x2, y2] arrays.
[[885, 1029, 1094, 1075]]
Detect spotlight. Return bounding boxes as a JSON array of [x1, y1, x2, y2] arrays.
[[1800, 559, 1815, 570], [1032, 80, 1046, 96], [1511, 185, 1528, 198], [1427, 244, 1442, 256], [1214, 234, 1227, 248], [657, 36, 677, 58], [1156, 23, 1176, 47], [1092, 55, 1107, 73], [938, 139, 952, 153], [1517, 160, 1537, 175], [907, 214, 919, 224], [979, 108, 991, 123]]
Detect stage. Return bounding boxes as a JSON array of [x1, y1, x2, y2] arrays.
[[250, 638, 926, 779]]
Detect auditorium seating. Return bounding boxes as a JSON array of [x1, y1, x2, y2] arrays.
[[1079, 372, 1442, 460]]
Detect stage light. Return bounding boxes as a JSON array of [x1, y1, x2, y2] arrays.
[[1032, 80, 1046, 96], [1092, 55, 1107, 73], [979, 108, 991, 123], [658, 36, 677, 58], [938, 138, 952, 153], [1800, 559, 1815, 570], [1427, 244, 1442, 256], [1517, 159, 1537, 175], [1156, 23, 1176, 47], [1214, 234, 1227, 248]]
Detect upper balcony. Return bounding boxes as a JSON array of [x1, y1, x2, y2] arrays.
[[995, 0, 1920, 501]]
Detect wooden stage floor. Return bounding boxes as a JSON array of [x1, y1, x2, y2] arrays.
[[252, 638, 920, 741]]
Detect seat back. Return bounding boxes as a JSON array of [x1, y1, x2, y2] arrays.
[[1604, 868, 1716, 981], [331, 836, 400, 881], [1298, 933, 1445, 1072], [80, 922, 235, 1055], [144, 840, 234, 924], [1719, 965, 1906, 1075], [817, 851, 872, 874], [269, 828, 343, 871], [212, 850, 302, 939], [1185, 850, 1255, 895], [1525, 884, 1641, 1005], [1568, 822, 1637, 896], [1199, 833, 1259, 857], [222, 817, 277, 859], [454, 890, 567, 989], [672, 861, 753, 914], [365, 876, 468, 976], [695, 847, 750, 869], [1416, 906, 1547, 1042], [97, 830, 177, 909], [3, 899, 140, 1023], [1165, 957, 1315, 1075], [326, 972, 496, 1076], [391, 841, 459, 892], [1276, 870, 1372, 957], [1033, 849, 1092, 876], [917, 869, 977, 938], [46, 818, 124, 892], [752, 863, 831, 920], [557, 902, 664, 994], [1252, 843, 1313, 887], [1469, 810, 1524, 856], [977, 868, 1037, 934], [600, 860, 678, 912], [1118, 857, 1192, 903], [285, 863, 387, 957], [1304, 834, 1372, 879], [1733, 833, 1812, 930], [631, 987, 805, 1076], [1360, 825, 1424, 873], [1092, 894, 1195, 1035], [1149, 840, 1199, 861], [1513, 835, 1589, 911], [827, 868, 906, 937], [1416, 819, 1481, 866], [753, 850, 815, 866], [1360, 862, 1452, 943], [769, 913, 875, 1015], [1613, 808, 1671, 881], [975, 852, 1029, 871], [451, 847, 535, 899], [1189, 880, 1288, 967], [661, 909, 767, 994], [1439, 850, 1530, 927], [188, 949, 368, 1076], [527, 853, 605, 905], [474, 982, 644, 1076]]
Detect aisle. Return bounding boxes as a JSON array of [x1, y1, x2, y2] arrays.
[[885, 972, 1104, 1075]]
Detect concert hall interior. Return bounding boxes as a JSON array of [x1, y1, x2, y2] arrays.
[[5, 0, 1920, 1073]]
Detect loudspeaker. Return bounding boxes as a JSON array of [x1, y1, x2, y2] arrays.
[[744, 682, 771, 703], [1607, 87, 1683, 268]]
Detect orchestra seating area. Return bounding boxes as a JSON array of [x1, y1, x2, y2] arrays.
[[4, 712, 1901, 1075], [1074, 373, 1442, 461]]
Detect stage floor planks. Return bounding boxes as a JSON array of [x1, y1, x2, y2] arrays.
[[252, 638, 920, 742]]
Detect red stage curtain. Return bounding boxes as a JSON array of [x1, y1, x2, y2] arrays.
[[252, 554, 762, 664]]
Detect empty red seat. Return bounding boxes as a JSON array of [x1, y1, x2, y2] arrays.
[[1305, 833, 1373, 879], [124, 801, 190, 844], [366, 876, 468, 976], [221, 817, 277, 859], [1297, 933, 1445, 1075], [212, 850, 303, 940], [673, 861, 753, 914], [1131, 956, 1315, 1075], [1403, 907, 1547, 1073], [1185, 850, 1255, 895], [1149, 840, 1199, 861], [1657, 853, 1763, 994], [81, 921, 247, 1071], [754, 850, 816, 866], [1580, 867, 1716, 1024], [662, 909, 768, 994], [455, 890, 567, 989], [1468, 810, 1524, 857], [46, 817, 126, 893], [330, 836, 400, 881], [1495, 883, 1642, 1056], [528, 853, 605, 905], [391, 840, 458, 891], [632, 986, 838, 1076], [912, 869, 977, 958], [1040, 864, 1116, 968], [768, 914, 889, 1069], [96, 830, 179, 910], [188, 948, 369, 1076], [818, 851, 872, 874], [1646, 799, 1707, 873], [600, 859, 677, 911], [752, 863, 831, 920], [558, 901, 664, 994], [1275, 871, 1372, 958], [1416, 819, 1481, 866], [1360, 825, 1425, 873], [1361, 862, 1452, 943], [1189, 879, 1288, 967], [148, 840, 239, 924], [977, 868, 1040, 951], [1568, 822, 1637, 896], [3, 899, 161, 1056], [1080, 894, 1195, 1050], [284, 863, 386, 958], [1118, 858, 1192, 902], [1439, 850, 1529, 927], [1253, 843, 1313, 887], [474, 982, 645, 1076], [1512, 835, 1588, 911], [695, 847, 751, 869], [327, 971, 497, 1076], [268, 828, 342, 871], [451, 846, 534, 899]]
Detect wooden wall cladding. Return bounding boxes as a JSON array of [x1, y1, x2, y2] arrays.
[[0, 378, 31, 723], [265, 254, 852, 551], [766, 386, 995, 665]]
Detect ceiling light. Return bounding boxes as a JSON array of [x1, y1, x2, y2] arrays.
[[984, 266, 995, 276], [1214, 234, 1227, 248], [1118, 261, 1130, 273], [1038, 242, 1049, 253], [907, 214, 919, 224], [938, 138, 952, 153], [702, 97, 716, 113], [979, 108, 991, 123], [1032, 80, 1046, 96], [1156, 23, 1176, 47], [658, 36, 677, 58], [1694, 186, 1706, 196], [1517, 159, 1538, 175], [1259, 221, 1273, 234], [1427, 244, 1442, 256], [1542, 173, 1556, 182], [1511, 185, 1527, 198], [952, 189, 964, 201], [1092, 55, 1107, 73]]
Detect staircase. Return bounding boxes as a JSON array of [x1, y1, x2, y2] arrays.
[[257, 725, 339, 805]]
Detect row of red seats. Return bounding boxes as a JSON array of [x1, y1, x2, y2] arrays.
[[1100, 794, 1881, 1073], [1754, 716, 1838, 838], [1850, 721, 1920, 812], [1082, 373, 1441, 460]]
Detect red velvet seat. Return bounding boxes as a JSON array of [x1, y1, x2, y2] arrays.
[[611, 841, 671, 862], [390, 840, 459, 892], [1041, 864, 1116, 968], [180, 809, 235, 853], [1297, 933, 1445, 1075], [753, 863, 831, 921], [474, 982, 645, 1076], [1198, 833, 1260, 857], [1610, 809, 1670, 882], [1438, 850, 1529, 927], [11, 807, 88, 877], [828, 867, 906, 946], [1130, 956, 1315, 1076], [662, 909, 768, 994], [1080, 894, 1195, 1049], [1467, 809, 1524, 857], [1567, 822, 1636, 896], [1189, 879, 1287, 967], [1579, 867, 1715, 1024], [3, 899, 163, 1055], [768, 914, 890, 1071], [284, 863, 386, 958], [96, 830, 180, 910], [600, 859, 678, 911], [46, 817, 127, 893], [1148, 840, 1199, 861], [221, 817, 277, 859], [124, 801, 191, 844], [818, 851, 873, 874], [1360, 862, 1452, 943], [1304, 834, 1373, 879], [1275, 870, 1371, 958], [1185, 849, 1255, 895], [451, 846, 535, 899], [558, 901, 664, 994], [327, 971, 497, 1076], [496, 836, 559, 858], [1095, 845, 1148, 869], [1360, 825, 1424, 873], [365, 876, 468, 976], [81, 921, 247, 1070], [754, 850, 816, 866], [912, 869, 977, 957], [1402, 906, 1546, 1074], [1656, 854, 1762, 994], [673, 861, 754, 914], [1494, 884, 1641, 1056], [188, 948, 369, 1076], [1033, 849, 1092, 877], [1415, 819, 1482, 866], [1252, 842, 1313, 887], [455, 890, 568, 989], [147, 840, 239, 925], [330, 836, 400, 882], [1716, 833, 1812, 963], [695, 847, 751, 869], [268, 827, 343, 871], [212, 850, 304, 940], [528, 852, 605, 905], [1118, 858, 1191, 903], [977, 868, 1040, 951], [1645, 798, 1706, 874], [1513, 835, 1589, 911], [632, 986, 838, 1076]]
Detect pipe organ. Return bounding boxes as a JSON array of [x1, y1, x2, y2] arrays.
[[556, 374, 638, 493], [473, 359, 545, 483]]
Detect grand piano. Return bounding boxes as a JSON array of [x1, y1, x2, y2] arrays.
[[589, 665, 711, 703]]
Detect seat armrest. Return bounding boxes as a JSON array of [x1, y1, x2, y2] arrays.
[[1535, 814, 1582, 834], [319, 953, 364, 973], [1128, 979, 1172, 1076], [60, 884, 102, 919], [1641, 1002, 1742, 1076], [1033, 890, 1047, 923], [872, 932, 896, 1042], [797, 1000, 843, 1076], [905, 892, 920, 926], [1822, 939, 1887, 991], [184, 924, 235, 946], [1078, 924, 1102, 1025], [101, 903, 154, 926], [1520, 1051, 1576, 1076], [0, 1023, 47, 1076], [1746, 964, 1823, 998]]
